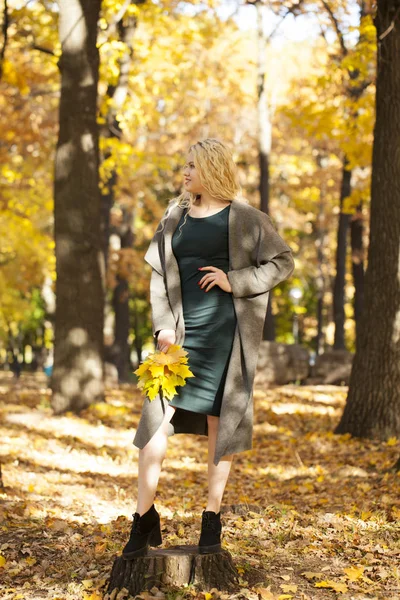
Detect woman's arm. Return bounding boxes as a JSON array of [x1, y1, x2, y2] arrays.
[[227, 213, 294, 299], [227, 251, 294, 298]]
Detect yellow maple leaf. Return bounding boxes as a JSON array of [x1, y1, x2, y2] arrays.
[[315, 580, 348, 593], [168, 373, 185, 386], [280, 584, 297, 593], [83, 592, 103, 600], [162, 378, 178, 400], [173, 363, 195, 379], [0, 555, 6, 567], [134, 362, 150, 377], [135, 345, 194, 401], [149, 363, 166, 378], [147, 352, 173, 365], [343, 566, 364, 581], [147, 381, 160, 401], [166, 344, 187, 357], [387, 437, 398, 446]]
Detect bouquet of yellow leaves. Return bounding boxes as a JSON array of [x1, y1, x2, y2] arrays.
[[134, 344, 195, 401]]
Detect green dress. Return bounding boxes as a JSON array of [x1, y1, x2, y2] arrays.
[[169, 204, 237, 416]]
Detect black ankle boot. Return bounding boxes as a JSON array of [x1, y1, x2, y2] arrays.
[[122, 504, 162, 559], [198, 510, 222, 554]]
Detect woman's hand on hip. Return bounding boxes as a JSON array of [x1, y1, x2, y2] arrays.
[[198, 266, 233, 293], [157, 329, 176, 353]]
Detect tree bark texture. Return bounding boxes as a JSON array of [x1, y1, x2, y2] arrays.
[[315, 155, 328, 355], [111, 207, 135, 381], [106, 546, 238, 598], [350, 205, 365, 344], [52, 0, 104, 413], [333, 160, 351, 350], [336, 0, 400, 438], [255, 1, 276, 341]]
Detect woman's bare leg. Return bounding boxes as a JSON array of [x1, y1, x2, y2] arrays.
[[136, 403, 176, 515], [205, 415, 234, 512]]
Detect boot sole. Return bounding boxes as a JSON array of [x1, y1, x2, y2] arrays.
[[198, 542, 222, 554], [122, 523, 162, 560]]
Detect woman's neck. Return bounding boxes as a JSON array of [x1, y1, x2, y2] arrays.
[[194, 194, 230, 208]]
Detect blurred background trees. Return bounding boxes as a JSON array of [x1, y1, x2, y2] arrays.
[[3, 0, 398, 436]]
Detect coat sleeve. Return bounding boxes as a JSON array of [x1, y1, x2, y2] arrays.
[[144, 206, 177, 338], [148, 268, 176, 338], [227, 212, 294, 299]]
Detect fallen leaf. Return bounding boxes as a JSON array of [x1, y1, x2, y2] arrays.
[[280, 584, 298, 593], [344, 565, 364, 581], [315, 580, 348, 593], [255, 587, 276, 599], [83, 593, 103, 600]]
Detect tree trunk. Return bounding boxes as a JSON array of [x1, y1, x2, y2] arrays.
[[101, 10, 137, 382], [106, 546, 238, 598], [315, 155, 328, 355], [333, 160, 351, 350], [254, 1, 275, 341], [335, 0, 400, 438], [350, 204, 365, 344], [112, 208, 135, 381], [51, 0, 104, 413], [101, 9, 137, 267]]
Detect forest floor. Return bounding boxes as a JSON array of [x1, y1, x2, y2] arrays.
[[0, 373, 399, 600]]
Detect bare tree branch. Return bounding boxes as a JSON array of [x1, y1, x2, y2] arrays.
[[32, 43, 55, 56], [379, 7, 400, 40], [320, 0, 348, 56]]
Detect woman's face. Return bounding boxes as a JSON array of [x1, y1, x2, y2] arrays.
[[183, 152, 204, 195]]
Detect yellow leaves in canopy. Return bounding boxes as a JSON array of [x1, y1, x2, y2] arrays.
[[2, 59, 30, 95], [134, 344, 195, 401]]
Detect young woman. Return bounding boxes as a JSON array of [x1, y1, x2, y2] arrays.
[[122, 138, 294, 559]]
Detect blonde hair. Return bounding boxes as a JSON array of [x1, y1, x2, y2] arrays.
[[156, 138, 244, 237]]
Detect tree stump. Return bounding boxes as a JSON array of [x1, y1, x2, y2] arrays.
[[105, 545, 239, 598]]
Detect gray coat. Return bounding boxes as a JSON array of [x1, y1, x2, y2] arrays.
[[133, 198, 294, 465]]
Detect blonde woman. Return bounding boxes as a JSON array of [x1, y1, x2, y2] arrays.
[[123, 138, 294, 558]]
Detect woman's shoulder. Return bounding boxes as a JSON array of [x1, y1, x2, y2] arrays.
[[233, 199, 273, 224]]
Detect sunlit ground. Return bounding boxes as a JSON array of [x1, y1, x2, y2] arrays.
[[0, 373, 399, 600]]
